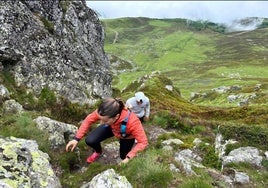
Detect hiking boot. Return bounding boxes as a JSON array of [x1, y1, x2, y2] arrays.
[[86, 152, 101, 163]]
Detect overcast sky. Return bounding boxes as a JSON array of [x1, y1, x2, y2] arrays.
[[86, 1, 268, 24]]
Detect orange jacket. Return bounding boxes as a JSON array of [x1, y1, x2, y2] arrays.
[[75, 108, 148, 159]]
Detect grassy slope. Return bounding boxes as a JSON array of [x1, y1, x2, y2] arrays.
[[102, 17, 268, 107], [1, 17, 268, 187]]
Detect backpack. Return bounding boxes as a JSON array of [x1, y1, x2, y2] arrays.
[[120, 111, 131, 138]]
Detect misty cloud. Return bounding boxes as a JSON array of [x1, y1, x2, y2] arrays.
[[86, 1, 268, 24]]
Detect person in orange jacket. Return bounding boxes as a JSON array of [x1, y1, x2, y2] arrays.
[[66, 97, 148, 164]]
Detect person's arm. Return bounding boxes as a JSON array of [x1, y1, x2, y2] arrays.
[[144, 101, 150, 120], [75, 110, 99, 139], [125, 98, 133, 110], [126, 116, 148, 159], [66, 110, 99, 152]]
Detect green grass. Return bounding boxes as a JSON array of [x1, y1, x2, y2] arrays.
[[103, 18, 268, 107], [207, 65, 268, 79], [121, 148, 173, 188], [0, 112, 50, 152], [1, 17, 268, 188]]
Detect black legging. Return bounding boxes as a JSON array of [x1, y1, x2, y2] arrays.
[[139, 116, 144, 123], [85, 124, 135, 159]]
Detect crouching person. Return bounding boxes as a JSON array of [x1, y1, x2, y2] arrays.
[[66, 98, 148, 164]]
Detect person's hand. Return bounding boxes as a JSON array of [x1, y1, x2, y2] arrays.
[[66, 140, 78, 152], [126, 104, 133, 110], [144, 116, 149, 121], [119, 157, 130, 165]]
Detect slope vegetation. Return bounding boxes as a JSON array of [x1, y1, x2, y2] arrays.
[[102, 17, 268, 108]]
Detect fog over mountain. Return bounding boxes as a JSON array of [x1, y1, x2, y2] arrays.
[[86, 1, 268, 31], [225, 18, 264, 32]]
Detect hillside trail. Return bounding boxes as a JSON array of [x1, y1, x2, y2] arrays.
[[111, 17, 145, 44], [112, 30, 118, 44]]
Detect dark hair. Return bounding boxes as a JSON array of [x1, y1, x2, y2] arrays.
[[97, 98, 125, 118]]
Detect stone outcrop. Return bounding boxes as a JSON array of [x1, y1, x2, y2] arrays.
[[33, 116, 78, 149], [0, 84, 10, 103], [2, 99, 24, 115], [0, 136, 61, 188], [81, 168, 132, 188], [0, 0, 112, 104], [222, 146, 263, 167]]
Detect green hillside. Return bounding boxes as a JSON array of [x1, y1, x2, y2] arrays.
[[1, 16, 268, 187], [101, 17, 268, 107]]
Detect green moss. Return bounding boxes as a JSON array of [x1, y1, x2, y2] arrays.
[[40, 180, 48, 187], [59, 1, 71, 15], [40, 17, 54, 34], [0, 71, 16, 86], [1, 179, 20, 188], [2, 142, 19, 160]]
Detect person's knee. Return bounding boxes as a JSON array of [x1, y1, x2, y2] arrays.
[[85, 136, 96, 146], [120, 153, 126, 160]]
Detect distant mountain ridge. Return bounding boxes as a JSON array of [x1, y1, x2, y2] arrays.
[[101, 16, 268, 107]]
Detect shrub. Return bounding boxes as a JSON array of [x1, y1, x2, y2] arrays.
[[198, 143, 222, 170], [37, 87, 57, 110]]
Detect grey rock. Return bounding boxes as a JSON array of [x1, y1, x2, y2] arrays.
[[0, 0, 112, 105], [2, 99, 24, 115], [234, 171, 250, 184], [81, 168, 132, 188], [222, 146, 263, 167], [0, 84, 10, 103], [33, 116, 78, 149], [0, 136, 61, 188], [174, 149, 205, 176]]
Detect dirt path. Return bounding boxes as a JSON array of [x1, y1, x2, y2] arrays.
[[113, 30, 118, 44]]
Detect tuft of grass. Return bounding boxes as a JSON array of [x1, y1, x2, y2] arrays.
[[121, 148, 173, 188], [1, 112, 50, 152], [262, 159, 268, 170], [198, 143, 222, 170], [37, 87, 57, 110], [49, 97, 94, 124], [179, 179, 213, 188], [219, 124, 268, 151]]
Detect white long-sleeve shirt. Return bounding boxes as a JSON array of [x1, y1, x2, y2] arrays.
[[126, 96, 150, 118]]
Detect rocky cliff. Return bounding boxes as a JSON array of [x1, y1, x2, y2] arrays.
[[0, 0, 112, 104]]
